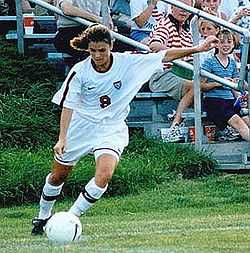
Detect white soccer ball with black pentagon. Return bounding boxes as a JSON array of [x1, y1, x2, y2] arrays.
[[45, 212, 82, 244]]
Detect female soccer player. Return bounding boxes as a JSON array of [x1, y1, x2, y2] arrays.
[[31, 24, 218, 235]]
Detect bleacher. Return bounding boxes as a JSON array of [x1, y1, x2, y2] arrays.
[[2, 0, 250, 169]]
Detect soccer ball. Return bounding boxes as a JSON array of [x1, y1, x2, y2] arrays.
[[45, 212, 82, 244]]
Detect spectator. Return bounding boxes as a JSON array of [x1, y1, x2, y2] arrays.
[[202, 29, 250, 141], [201, 0, 227, 19], [148, 0, 220, 143], [198, 19, 220, 64], [33, 0, 57, 33], [230, 2, 250, 26], [130, 0, 169, 44], [110, 0, 135, 52], [54, 0, 113, 60], [220, 0, 250, 19], [110, 0, 131, 33], [229, 1, 250, 66]]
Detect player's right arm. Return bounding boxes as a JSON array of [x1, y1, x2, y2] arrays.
[[54, 107, 73, 156], [163, 35, 219, 62]]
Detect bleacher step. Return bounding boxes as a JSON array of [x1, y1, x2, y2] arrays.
[[216, 162, 250, 171]]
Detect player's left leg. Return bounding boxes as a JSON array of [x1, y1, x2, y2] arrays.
[[69, 153, 118, 217]]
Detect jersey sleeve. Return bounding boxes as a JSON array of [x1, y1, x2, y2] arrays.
[[127, 50, 166, 88], [52, 67, 82, 109]]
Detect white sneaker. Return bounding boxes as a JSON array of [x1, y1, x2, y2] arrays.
[[162, 124, 186, 143], [167, 110, 176, 121], [216, 126, 240, 142]]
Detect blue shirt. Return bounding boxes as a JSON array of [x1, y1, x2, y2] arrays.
[[202, 55, 239, 99]]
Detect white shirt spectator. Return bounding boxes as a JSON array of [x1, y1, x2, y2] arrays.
[[130, 0, 169, 32], [220, 0, 250, 19]]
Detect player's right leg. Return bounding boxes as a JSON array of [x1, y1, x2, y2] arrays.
[[31, 161, 72, 235]]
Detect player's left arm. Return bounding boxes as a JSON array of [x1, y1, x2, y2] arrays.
[[163, 35, 219, 62]]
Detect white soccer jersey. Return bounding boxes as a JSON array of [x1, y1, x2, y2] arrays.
[[52, 51, 166, 123]]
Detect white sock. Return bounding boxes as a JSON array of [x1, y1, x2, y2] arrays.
[[69, 177, 107, 217], [38, 173, 64, 219]]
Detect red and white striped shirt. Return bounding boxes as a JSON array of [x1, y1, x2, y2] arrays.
[[149, 14, 193, 69]]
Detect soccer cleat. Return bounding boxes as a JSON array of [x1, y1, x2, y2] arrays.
[[31, 216, 51, 236]]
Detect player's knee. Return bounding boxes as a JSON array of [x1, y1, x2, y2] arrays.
[[48, 161, 73, 185], [49, 172, 67, 186], [95, 166, 113, 187]]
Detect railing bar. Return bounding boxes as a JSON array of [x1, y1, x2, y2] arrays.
[[160, 0, 250, 35], [27, 0, 242, 92]]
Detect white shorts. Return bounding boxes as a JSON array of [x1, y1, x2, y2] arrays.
[[54, 113, 129, 166]]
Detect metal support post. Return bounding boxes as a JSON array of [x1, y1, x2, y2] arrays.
[[191, 16, 202, 148], [15, 0, 24, 55], [238, 36, 250, 91]]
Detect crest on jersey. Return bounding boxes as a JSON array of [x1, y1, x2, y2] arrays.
[[113, 80, 122, 90]]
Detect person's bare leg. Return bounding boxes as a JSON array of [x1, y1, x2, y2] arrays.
[[228, 114, 250, 141], [242, 115, 250, 127], [172, 81, 193, 126]]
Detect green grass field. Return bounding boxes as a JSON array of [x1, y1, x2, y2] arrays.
[[1, 174, 250, 253]]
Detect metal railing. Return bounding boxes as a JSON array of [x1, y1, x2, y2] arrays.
[[11, 0, 250, 147], [160, 0, 250, 147]]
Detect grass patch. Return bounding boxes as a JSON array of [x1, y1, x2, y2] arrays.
[[0, 175, 250, 253], [0, 136, 216, 206], [0, 36, 61, 149]]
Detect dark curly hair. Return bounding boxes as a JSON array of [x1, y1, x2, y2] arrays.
[[70, 24, 113, 51]]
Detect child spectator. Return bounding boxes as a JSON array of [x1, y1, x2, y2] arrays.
[[201, 29, 249, 141], [198, 19, 220, 64]]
